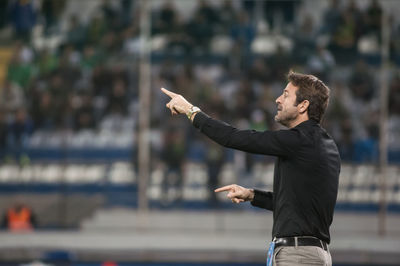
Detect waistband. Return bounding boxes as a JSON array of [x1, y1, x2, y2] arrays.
[[273, 236, 328, 251]]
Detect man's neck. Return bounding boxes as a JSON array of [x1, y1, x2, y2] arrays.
[[287, 115, 309, 129]]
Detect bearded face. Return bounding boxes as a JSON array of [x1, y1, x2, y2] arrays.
[[275, 83, 301, 128]]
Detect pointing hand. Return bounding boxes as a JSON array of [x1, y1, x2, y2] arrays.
[[161, 88, 193, 116], [215, 184, 254, 204]]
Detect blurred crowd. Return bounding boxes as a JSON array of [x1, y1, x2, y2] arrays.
[[0, 0, 400, 176]]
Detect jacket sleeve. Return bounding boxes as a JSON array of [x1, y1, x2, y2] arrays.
[[193, 112, 301, 157], [251, 189, 274, 211]]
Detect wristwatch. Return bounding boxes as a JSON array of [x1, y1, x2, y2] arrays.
[[186, 105, 201, 119]]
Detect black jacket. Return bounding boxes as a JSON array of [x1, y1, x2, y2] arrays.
[[193, 112, 341, 244]]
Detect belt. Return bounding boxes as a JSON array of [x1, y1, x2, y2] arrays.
[[274, 236, 328, 251]]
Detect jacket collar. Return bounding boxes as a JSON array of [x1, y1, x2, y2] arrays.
[[293, 119, 319, 129]]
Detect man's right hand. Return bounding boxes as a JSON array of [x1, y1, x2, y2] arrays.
[[161, 87, 193, 116], [214, 184, 254, 204]]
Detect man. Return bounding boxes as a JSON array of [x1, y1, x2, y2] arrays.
[[162, 71, 341, 266], [2, 203, 36, 232]]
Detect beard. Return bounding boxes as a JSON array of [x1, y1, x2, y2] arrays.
[[274, 108, 298, 127]]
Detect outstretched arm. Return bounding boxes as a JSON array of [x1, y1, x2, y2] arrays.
[[161, 88, 298, 157]]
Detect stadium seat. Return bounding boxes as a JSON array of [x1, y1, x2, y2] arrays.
[[393, 189, 400, 204], [253, 163, 274, 188], [339, 164, 352, 188], [347, 187, 371, 203], [0, 165, 19, 183], [336, 188, 348, 203], [352, 165, 376, 188], [83, 165, 106, 183], [358, 34, 380, 55], [18, 166, 33, 182], [219, 163, 237, 185], [64, 165, 86, 183], [38, 164, 63, 183], [210, 35, 233, 55], [386, 166, 399, 187], [183, 187, 208, 201], [109, 162, 135, 184], [184, 162, 208, 186]]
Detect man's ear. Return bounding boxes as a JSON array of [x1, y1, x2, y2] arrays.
[[298, 100, 309, 114]]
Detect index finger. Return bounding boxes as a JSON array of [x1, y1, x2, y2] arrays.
[[161, 87, 178, 98], [214, 185, 235, 193]]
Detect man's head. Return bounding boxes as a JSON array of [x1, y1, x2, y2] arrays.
[[275, 71, 330, 128]]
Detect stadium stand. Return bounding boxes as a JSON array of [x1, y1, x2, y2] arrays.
[[0, 1, 400, 265], [0, 1, 399, 261]]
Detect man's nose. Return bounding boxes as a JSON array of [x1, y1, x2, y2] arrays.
[[276, 96, 281, 104]]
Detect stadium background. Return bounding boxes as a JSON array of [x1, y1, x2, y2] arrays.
[[0, 0, 400, 265]]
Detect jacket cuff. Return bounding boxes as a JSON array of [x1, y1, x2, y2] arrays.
[[192, 112, 210, 130], [251, 189, 273, 210]]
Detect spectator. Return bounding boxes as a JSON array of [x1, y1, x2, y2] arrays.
[[119, 0, 134, 29], [41, 0, 66, 34], [35, 48, 59, 78], [263, 0, 297, 31], [73, 93, 96, 131], [6, 108, 33, 163], [0, 81, 24, 112], [329, 9, 359, 64], [230, 10, 256, 54], [353, 111, 379, 163], [389, 74, 400, 115], [244, 109, 270, 171], [293, 14, 316, 63], [56, 45, 82, 90], [0, 109, 8, 160], [344, 0, 364, 36], [268, 44, 292, 82], [9, 0, 37, 41], [154, 0, 177, 34], [195, 0, 219, 27], [31, 90, 56, 130], [186, 10, 214, 52], [216, 0, 237, 34], [247, 58, 272, 83], [206, 138, 225, 207], [242, 0, 255, 19], [92, 65, 114, 97], [86, 13, 108, 45], [337, 118, 354, 162], [106, 78, 129, 115], [65, 15, 86, 50], [348, 59, 375, 102], [2, 203, 36, 232], [166, 14, 192, 54], [319, 0, 341, 36], [100, 0, 118, 26], [235, 78, 255, 119], [324, 82, 354, 161], [80, 45, 103, 72], [364, 0, 382, 38], [306, 43, 336, 81], [161, 130, 186, 205], [6, 43, 34, 90], [0, 0, 9, 30], [390, 15, 400, 60]]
